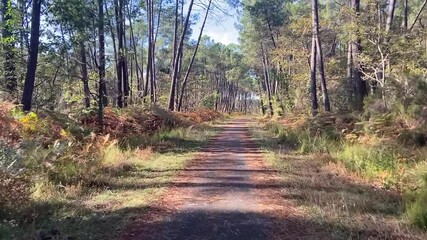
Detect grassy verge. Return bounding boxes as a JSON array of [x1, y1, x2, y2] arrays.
[[0, 124, 220, 240], [249, 119, 427, 238]]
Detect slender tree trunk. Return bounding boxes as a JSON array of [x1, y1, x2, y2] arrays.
[[80, 41, 91, 108], [105, 1, 118, 80], [21, 0, 43, 111], [177, 0, 212, 111], [261, 46, 274, 116], [410, 0, 427, 31], [2, 0, 17, 93], [98, 0, 106, 126], [315, 38, 331, 112], [215, 74, 219, 111], [168, 0, 195, 111], [257, 78, 266, 115], [149, 0, 156, 102], [115, 0, 124, 107], [309, 0, 326, 116], [402, 0, 408, 30], [349, 0, 366, 109], [121, 0, 129, 107], [143, 0, 152, 100], [386, 0, 396, 32], [150, 0, 163, 103], [346, 42, 352, 84], [309, 37, 318, 116], [127, 0, 143, 98]]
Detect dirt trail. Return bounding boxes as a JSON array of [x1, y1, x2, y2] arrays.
[[123, 119, 339, 240]]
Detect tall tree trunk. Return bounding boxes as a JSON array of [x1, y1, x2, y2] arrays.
[[349, 0, 366, 109], [21, 0, 42, 111], [105, 1, 118, 86], [257, 78, 266, 115], [121, 0, 129, 107], [168, 0, 195, 111], [80, 41, 91, 108], [143, 0, 152, 101], [308, 0, 330, 113], [98, 0, 106, 126], [346, 42, 352, 84], [127, 0, 143, 98], [150, 0, 163, 103], [149, 0, 156, 102], [177, 0, 212, 111], [171, 0, 179, 108], [2, 0, 17, 94], [315, 38, 331, 112], [410, 0, 427, 31], [115, 0, 124, 107], [386, 0, 397, 32], [402, 0, 408, 30], [261, 46, 274, 116], [309, 37, 318, 116]]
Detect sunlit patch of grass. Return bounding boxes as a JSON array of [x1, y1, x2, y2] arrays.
[[0, 121, 220, 239], [405, 162, 427, 229], [250, 121, 427, 238]]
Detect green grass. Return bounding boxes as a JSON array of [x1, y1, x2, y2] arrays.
[[0, 124, 220, 240], [249, 121, 427, 238]]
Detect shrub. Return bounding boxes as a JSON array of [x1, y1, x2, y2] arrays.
[[407, 169, 427, 229], [397, 129, 426, 147], [333, 144, 398, 186]]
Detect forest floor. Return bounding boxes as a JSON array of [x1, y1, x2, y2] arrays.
[[122, 118, 426, 240]]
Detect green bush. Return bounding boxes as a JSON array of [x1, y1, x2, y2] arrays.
[[269, 123, 341, 154], [334, 144, 397, 179], [407, 171, 427, 229], [277, 128, 300, 149]]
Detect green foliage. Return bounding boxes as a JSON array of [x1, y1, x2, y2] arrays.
[[201, 93, 218, 109], [406, 168, 427, 229], [334, 144, 397, 180], [266, 121, 341, 154]]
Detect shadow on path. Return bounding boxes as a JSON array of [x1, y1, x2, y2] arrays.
[[122, 119, 420, 240]]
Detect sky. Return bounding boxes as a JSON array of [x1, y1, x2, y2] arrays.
[[190, 2, 240, 45]]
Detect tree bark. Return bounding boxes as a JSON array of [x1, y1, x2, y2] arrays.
[[349, 0, 366, 109], [261, 46, 274, 116], [149, 0, 156, 102], [386, 0, 396, 32], [409, 0, 427, 31], [115, 0, 124, 107], [309, 37, 318, 116], [121, 0, 129, 106], [97, 0, 107, 126], [127, 0, 143, 99], [402, 0, 408, 30], [315, 38, 331, 112], [168, 0, 195, 111], [177, 0, 212, 111], [21, 0, 43, 111], [80, 41, 91, 108], [143, 0, 153, 101]]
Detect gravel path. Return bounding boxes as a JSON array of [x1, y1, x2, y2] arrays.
[[123, 119, 326, 240]]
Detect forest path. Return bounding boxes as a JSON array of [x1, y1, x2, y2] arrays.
[[122, 119, 333, 240]]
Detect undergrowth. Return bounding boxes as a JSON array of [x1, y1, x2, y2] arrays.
[[262, 108, 427, 229], [0, 102, 222, 239]]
